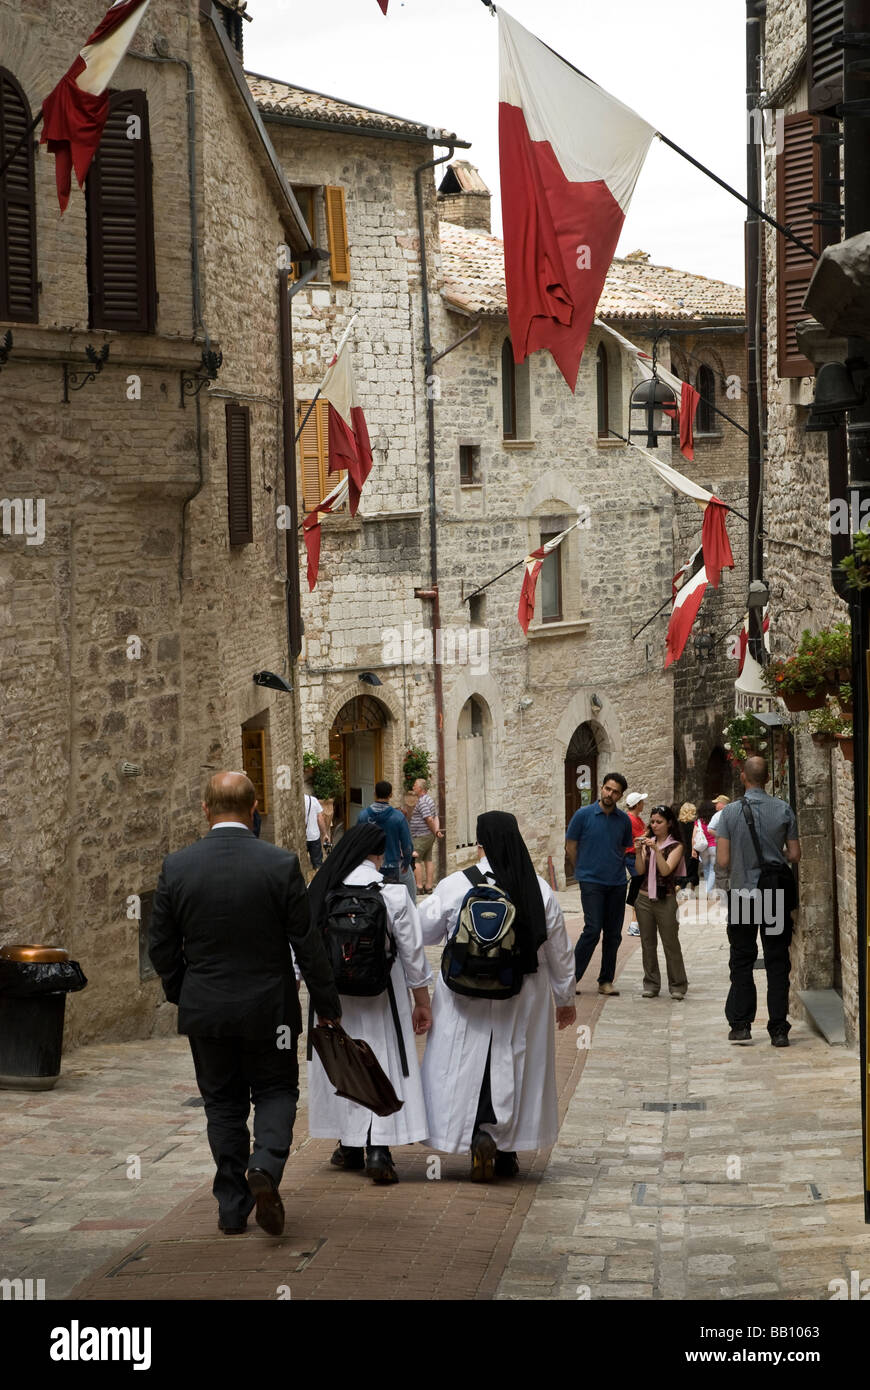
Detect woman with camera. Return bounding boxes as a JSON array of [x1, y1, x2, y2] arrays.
[[634, 804, 689, 1000]]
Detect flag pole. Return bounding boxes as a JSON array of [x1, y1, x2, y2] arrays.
[[464, 514, 586, 603], [0, 112, 43, 183], [293, 311, 358, 443], [485, 3, 819, 263]]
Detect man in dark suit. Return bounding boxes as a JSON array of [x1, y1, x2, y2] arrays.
[[149, 771, 340, 1237]]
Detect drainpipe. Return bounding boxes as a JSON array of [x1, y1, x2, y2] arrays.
[[745, 1, 764, 659], [415, 144, 454, 881]]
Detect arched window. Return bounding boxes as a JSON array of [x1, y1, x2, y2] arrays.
[[695, 364, 716, 434], [596, 343, 609, 438], [0, 68, 38, 323], [502, 338, 516, 439], [455, 695, 492, 848]]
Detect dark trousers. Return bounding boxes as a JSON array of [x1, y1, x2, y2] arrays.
[[307, 838, 323, 869], [574, 882, 626, 983], [725, 908, 794, 1035], [188, 1034, 300, 1225]]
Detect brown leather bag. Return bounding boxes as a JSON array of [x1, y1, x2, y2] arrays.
[[310, 1023, 404, 1117]]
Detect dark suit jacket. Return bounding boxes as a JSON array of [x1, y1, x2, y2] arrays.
[[148, 827, 340, 1039]]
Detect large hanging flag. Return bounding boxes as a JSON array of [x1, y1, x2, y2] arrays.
[[517, 518, 583, 633], [665, 545, 708, 668], [498, 10, 655, 391], [320, 337, 373, 516], [633, 442, 734, 590], [303, 477, 350, 591], [41, 0, 151, 213]]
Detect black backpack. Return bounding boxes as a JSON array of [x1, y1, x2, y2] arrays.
[[322, 882, 396, 996], [440, 867, 523, 1001]]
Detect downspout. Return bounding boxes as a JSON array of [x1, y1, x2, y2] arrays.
[[415, 143, 455, 882], [745, 1, 764, 658]]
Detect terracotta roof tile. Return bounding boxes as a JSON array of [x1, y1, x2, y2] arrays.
[[438, 223, 743, 323], [246, 72, 458, 143]]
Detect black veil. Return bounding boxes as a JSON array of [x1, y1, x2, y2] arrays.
[[475, 811, 548, 975]]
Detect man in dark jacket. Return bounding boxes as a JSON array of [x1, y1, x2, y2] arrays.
[[149, 771, 341, 1237]]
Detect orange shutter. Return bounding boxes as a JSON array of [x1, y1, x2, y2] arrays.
[[325, 186, 350, 283], [775, 112, 840, 377], [242, 729, 268, 815], [297, 398, 329, 512]]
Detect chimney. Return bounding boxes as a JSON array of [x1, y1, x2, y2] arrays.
[[437, 161, 492, 234]]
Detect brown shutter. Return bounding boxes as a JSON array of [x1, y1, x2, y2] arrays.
[[241, 729, 268, 814], [775, 113, 839, 377], [0, 68, 38, 323], [325, 186, 350, 283], [226, 403, 253, 545], [808, 0, 844, 113], [86, 90, 156, 332], [297, 398, 330, 511]]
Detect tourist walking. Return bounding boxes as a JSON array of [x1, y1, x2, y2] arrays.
[[148, 772, 341, 1237], [419, 812, 575, 1180], [304, 790, 328, 869], [677, 802, 700, 889], [715, 757, 800, 1046], [624, 790, 647, 937], [693, 799, 718, 895], [409, 777, 443, 895], [566, 772, 634, 996], [634, 804, 689, 1000], [358, 780, 416, 903], [306, 822, 431, 1184]]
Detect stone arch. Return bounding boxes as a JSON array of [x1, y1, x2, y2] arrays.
[[519, 470, 585, 517], [552, 691, 623, 871]]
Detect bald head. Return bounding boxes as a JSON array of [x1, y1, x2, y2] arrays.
[[742, 755, 768, 788], [203, 771, 257, 827]]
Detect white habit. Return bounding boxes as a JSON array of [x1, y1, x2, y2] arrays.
[[307, 862, 432, 1147], [419, 856, 575, 1154]]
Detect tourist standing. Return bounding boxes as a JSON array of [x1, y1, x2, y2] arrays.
[[565, 772, 634, 996], [634, 804, 689, 1000], [409, 777, 443, 896]]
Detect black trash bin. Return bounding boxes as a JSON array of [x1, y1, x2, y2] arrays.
[[0, 946, 88, 1090]]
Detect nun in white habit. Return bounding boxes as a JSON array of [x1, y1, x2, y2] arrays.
[[306, 821, 432, 1184], [419, 811, 576, 1180]]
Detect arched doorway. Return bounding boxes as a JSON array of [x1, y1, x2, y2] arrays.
[[564, 722, 599, 878], [703, 745, 729, 801], [329, 695, 388, 834], [455, 695, 492, 850]]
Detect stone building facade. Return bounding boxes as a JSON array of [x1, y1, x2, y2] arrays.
[[0, 0, 314, 1044], [757, 0, 859, 1044], [434, 202, 748, 881]]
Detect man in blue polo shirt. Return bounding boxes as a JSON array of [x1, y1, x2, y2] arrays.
[[566, 772, 633, 996]]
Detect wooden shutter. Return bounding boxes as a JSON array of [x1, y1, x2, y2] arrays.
[[242, 729, 268, 814], [87, 90, 156, 332], [775, 113, 839, 377], [808, 0, 844, 113], [226, 403, 253, 545], [325, 186, 350, 283], [0, 68, 38, 323], [297, 398, 330, 511]]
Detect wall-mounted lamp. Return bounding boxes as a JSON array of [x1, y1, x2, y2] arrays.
[[359, 671, 383, 686], [747, 579, 770, 610], [693, 632, 716, 662], [253, 670, 293, 693]]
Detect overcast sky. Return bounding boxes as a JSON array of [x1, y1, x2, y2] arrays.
[[244, 0, 750, 289]]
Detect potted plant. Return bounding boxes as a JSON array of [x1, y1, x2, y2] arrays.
[[835, 722, 855, 763], [302, 753, 345, 824], [838, 529, 870, 591], [762, 622, 852, 710], [838, 683, 853, 715], [722, 714, 768, 769], [403, 745, 431, 792], [807, 705, 841, 748]]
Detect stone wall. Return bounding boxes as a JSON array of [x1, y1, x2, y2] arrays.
[[0, 0, 307, 1046]]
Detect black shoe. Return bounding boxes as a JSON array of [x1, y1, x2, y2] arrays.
[[330, 1143, 365, 1171], [494, 1150, 519, 1178], [218, 1217, 247, 1235], [470, 1130, 496, 1183], [246, 1168, 285, 1236], [770, 1031, 790, 1048], [365, 1145, 398, 1184], [728, 1026, 752, 1045]]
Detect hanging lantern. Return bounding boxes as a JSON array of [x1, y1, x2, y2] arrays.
[[629, 376, 679, 448]]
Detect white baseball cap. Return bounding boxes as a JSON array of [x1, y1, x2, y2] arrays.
[[625, 791, 648, 809]]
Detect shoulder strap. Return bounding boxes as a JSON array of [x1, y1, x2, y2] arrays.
[[739, 797, 765, 869], [464, 866, 487, 887]]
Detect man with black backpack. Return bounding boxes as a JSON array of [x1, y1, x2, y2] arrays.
[[306, 822, 432, 1184], [715, 756, 800, 1048]]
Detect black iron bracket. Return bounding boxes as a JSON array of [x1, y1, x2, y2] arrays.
[[0, 329, 12, 372], [63, 344, 109, 403], [180, 347, 223, 407]]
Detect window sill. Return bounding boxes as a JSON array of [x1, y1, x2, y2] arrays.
[[693, 432, 723, 441], [460, 482, 483, 490], [526, 618, 591, 640], [502, 439, 535, 450], [360, 508, 424, 523], [596, 437, 625, 449]]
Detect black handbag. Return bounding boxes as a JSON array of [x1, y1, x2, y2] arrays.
[[309, 1022, 404, 1118], [739, 798, 798, 915]]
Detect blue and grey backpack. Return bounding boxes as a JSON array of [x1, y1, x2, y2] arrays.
[[440, 866, 522, 1000]]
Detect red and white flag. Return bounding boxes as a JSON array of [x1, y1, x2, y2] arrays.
[[665, 545, 708, 668], [320, 337, 373, 516], [499, 10, 655, 390], [303, 477, 350, 591], [517, 521, 579, 633], [377, 0, 389, 12], [41, 0, 151, 213], [636, 446, 734, 590]]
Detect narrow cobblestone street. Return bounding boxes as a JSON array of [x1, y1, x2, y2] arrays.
[[2, 894, 868, 1304]]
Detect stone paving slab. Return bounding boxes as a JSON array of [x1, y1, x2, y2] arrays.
[[495, 902, 870, 1301]]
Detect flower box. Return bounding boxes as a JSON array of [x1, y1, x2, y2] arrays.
[[836, 735, 854, 763], [781, 691, 828, 713]]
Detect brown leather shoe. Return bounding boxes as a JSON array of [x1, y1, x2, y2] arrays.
[[598, 982, 620, 996], [246, 1168, 285, 1236]]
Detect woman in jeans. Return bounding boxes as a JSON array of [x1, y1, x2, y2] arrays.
[[693, 799, 718, 895], [634, 804, 689, 1000]]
